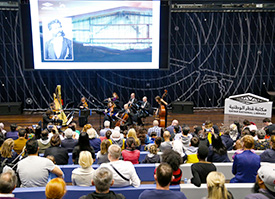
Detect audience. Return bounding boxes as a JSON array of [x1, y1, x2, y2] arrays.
[[139, 163, 187, 199], [245, 164, 275, 199], [100, 144, 140, 187], [202, 171, 233, 199], [17, 139, 63, 187], [87, 128, 101, 153], [221, 127, 234, 150], [148, 120, 162, 137], [61, 128, 78, 152], [38, 130, 51, 154], [185, 137, 200, 163], [5, 124, 18, 140], [79, 167, 125, 199], [13, 128, 27, 155], [109, 130, 126, 150], [97, 139, 111, 164], [254, 129, 269, 150], [0, 170, 18, 199], [99, 121, 111, 137], [161, 149, 182, 185], [262, 118, 275, 137], [73, 132, 95, 164], [230, 135, 260, 183], [159, 131, 172, 152], [208, 134, 230, 162], [127, 128, 141, 149], [260, 135, 275, 163], [142, 144, 160, 163], [191, 145, 216, 187], [166, 120, 181, 140], [45, 178, 66, 199], [0, 138, 18, 164], [72, 151, 95, 186], [121, 137, 140, 164], [44, 134, 69, 165]]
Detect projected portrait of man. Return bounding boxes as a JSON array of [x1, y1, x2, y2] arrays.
[[44, 19, 73, 60]]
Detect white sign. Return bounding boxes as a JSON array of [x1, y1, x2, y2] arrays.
[[224, 93, 273, 118]]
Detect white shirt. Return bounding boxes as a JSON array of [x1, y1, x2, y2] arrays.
[[100, 160, 140, 187]]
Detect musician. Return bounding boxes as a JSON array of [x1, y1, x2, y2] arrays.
[[155, 96, 168, 128], [42, 110, 62, 129], [128, 93, 138, 113], [137, 96, 151, 125], [116, 104, 134, 127], [79, 97, 88, 109], [103, 101, 118, 127]]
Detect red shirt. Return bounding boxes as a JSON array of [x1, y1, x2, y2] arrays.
[[121, 149, 140, 164]]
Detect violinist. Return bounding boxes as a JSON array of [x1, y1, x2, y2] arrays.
[[155, 95, 168, 128], [79, 97, 89, 109]]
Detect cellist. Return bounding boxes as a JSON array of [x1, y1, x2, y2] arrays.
[[116, 104, 133, 127]]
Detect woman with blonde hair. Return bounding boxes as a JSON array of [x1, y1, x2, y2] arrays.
[[203, 171, 233, 199], [127, 128, 140, 147], [82, 124, 92, 133], [45, 178, 66, 199], [0, 138, 18, 163], [71, 151, 95, 186], [97, 139, 111, 164]]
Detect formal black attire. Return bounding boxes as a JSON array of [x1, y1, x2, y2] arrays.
[[44, 146, 69, 165]]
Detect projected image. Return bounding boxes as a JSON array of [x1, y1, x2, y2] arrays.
[[38, 1, 154, 63]]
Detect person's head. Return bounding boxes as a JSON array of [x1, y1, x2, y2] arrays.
[[112, 92, 118, 99], [78, 132, 92, 151], [130, 93, 135, 99], [155, 163, 173, 188], [1, 139, 14, 158], [92, 167, 114, 193], [171, 120, 179, 126], [161, 149, 182, 171], [270, 135, 275, 150], [100, 139, 111, 155], [126, 137, 136, 151], [149, 144, 158, 155], [127, 128, 140, 146], [254, 165, 275, 194], [26, 139, 39, 155], [46, 110, 53, 117], [45, 178, 66, 199], [154, 137, 162, 147], [41, 129, 49, 140], [155, 96, 161, 103], [142, 96, 147, 102], [223, 127, 230, 135], [87, 128, 97, 139], [241, 135, 254, 149], [263, 118, 271, 126], [197, 145, 209, 160], [204, 120, 213, 130], [10, 124, 17, 132], [46, 155, 56, 164], [153, 120, 159, 127], [105, 130, 112, 139], [0, 170, 17, 194], [123, 104, 129, 110], [104, 121, 110, 128], [79, 151, 93, 169], [163, 131, 171, 140], [190, 137, 200, 147], [182, 126, 190, 136], [150, 132, 157, 138], [81, 97, 86, 103], [18, 128, 26, 138], [0, 123, 4, 131], [111, 130, 121, 141], [173, 125, 180, 134], [50, 134, 61, 147], [82, 124, 92, 133], [243, 119, 251, 126], [64, 128, 73, 139], [108, 144, 121, 161], [47, 19, 64, 38], [206, 171, 228, 199], [257, 129, 266, 139], [211, 134, 226, 155]]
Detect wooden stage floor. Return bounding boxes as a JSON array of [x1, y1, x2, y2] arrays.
[[0, 109, 274, 132]]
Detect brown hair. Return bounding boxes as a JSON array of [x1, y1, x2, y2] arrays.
[[241, 135, 254, 149], [82, 124, 92, 133], [271, 135, 275, 150], [149, 144, 158, 155], [100, 139, 111, 155], [45, 178, 66, 199], [50, 134, 61, 147]]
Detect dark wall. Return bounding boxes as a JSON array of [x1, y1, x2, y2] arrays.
[[0, 8, 274, 109]]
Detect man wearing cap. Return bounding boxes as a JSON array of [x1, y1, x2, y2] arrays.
[[100, 144, 140, 187], [109, 130, 126, 150], [245, 165, 275, 199]]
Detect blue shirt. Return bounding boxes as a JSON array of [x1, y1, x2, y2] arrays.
[[139, 189, 187, 199]]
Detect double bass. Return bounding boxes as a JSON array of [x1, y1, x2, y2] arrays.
[[155, 90, 168, 127]]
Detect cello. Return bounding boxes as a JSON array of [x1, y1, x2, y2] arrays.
[[156, 90, 168, 127]]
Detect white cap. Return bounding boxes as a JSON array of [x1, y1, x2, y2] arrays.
[[258, 165, 275, 192], [111, 130, 121, 141]]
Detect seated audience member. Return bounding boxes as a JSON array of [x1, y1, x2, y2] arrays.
[[221, 127, 234, 150], [0, 170, 18, 199], [0, 123, 7, 136], [100, 144, 141, 187], [245, 165, 275, 199], [179, 126, 191, 150], [148, 120, 162, 137], [145, 132, 157, 145], [208, 134, 230, 162], [142, 144, 160, 164], [254, 129, 269, 150], [166, 120, 181, 140], [159, 131, 172, 152], [38, 130, 51, 154], [0, 138, 18, 164], [191, 145, 216, 187], [161, 149, 182, 185], [97, 139, 111, 165], [87, 128, 101, 153], [139, 163, 187, 199], [99, 121, 111, 137], [79, 167, 125, 199], [230, 135, 260, 183], [46, 155, 62, 181], [260, 135, 275, 163], [202, 171, 234, 199], [5, 124, 18, 140], [61, 128, 78, 152], [44, 134, 69, 165], [127, 128, 141, 149], [174, 125, 184, 140], [198, 129, 209, 148], [43, 110, 62, 130], [229, 123, 239, 142], [45, 178, 66, 199], [262, 118, 275, 137], [70, 121, 81, 137], [34, 125, 42, 140], [13, 128, 27, 155], [186, 137, 200, 163], [121, 137, 140, 164], [17, 139, 63, 187], [109, 130, 126, 150], [73, 132, 95, 164], [72, 151, 95, 186]]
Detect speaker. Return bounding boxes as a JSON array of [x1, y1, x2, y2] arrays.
[[0, 102, 23, 115], [172, 101, 194, 114]]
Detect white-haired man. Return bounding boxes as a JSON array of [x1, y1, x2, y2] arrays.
[[148, 120, 162, 137], [100, 121, 111, 137]]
